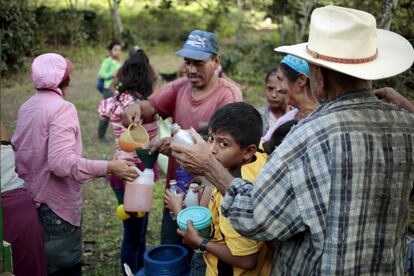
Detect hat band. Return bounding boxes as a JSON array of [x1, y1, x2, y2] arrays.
[[306, 46, 378, 64]]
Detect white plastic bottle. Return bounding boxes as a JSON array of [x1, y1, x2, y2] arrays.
[[169, 179, 180, 220], [170, 123, 212, 186], [171, 123, 196, 145], [184, 183, 199, 208]]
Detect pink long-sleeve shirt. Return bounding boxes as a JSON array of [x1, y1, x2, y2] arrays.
[[12, 90, 107, 226]]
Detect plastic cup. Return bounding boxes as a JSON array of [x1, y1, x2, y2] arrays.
[[177, 206, 212, 239], [118, 124, 149, 152]]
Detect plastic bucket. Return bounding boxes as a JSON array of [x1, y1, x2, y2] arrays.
[[119, 124, 149, 152], [142, 244, 190, 276], [177, 206, 212, 239]]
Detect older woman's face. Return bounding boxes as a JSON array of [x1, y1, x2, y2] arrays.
[[275, 67, 299, 107]]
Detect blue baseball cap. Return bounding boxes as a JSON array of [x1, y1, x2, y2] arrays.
[[176, 30, 219, 61], [281, 55, 309, 76]]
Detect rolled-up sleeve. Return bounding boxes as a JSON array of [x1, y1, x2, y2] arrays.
[[221, 154, 306, 241], [48, 103, 107, 183]]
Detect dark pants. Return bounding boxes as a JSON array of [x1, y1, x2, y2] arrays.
[[161, 208, 183, 245], [190, 252, 207, 276], [98, 89, 113, 140], [37, 204, 82, 276], [112, 187, 149, 275], [121, 214, 149, 274]]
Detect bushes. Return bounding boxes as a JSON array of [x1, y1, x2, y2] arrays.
[[0, 0, 39, 75], [0, 3, 102, 75], [34, 6, 100, 46]]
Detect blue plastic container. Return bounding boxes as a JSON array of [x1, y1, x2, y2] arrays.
[[136, 268, 190, 276], [177, 206, 212, 239], [176, 167, 192, 192], [140, 244, 190, 276]]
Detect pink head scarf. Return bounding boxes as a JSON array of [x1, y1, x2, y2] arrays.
[[31, 53, 73, 95]]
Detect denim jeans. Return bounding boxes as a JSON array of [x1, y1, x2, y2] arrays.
[[37, 204, 82, 275], [121, 214, 149, 275], [190, 252, 207, 276], [112, 188, 149, 275]]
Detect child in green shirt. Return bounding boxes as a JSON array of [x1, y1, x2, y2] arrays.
[[97, 40, 122, 141]]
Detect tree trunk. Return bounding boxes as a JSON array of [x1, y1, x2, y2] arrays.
[[108, 0, 124, 41], [297, 0, 314, 42], [378, 0, 399, 30], [278, 12, 285, 45]]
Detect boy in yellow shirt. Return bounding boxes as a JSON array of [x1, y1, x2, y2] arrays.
[[177, 102, 273, 276]]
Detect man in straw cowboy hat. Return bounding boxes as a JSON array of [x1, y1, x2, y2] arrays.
[[170, 5, 414, 274]]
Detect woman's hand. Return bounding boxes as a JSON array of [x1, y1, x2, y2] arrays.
[[107, 160, 138, 182]]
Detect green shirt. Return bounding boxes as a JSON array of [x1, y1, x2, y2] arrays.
[[98, 56, 121, 89]]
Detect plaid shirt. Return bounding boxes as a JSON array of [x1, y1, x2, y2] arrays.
[[221, 91, 414, 275]]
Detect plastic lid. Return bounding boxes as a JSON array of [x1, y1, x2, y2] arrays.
[[189, 183, 198, 188], [177, 206, 211, 231], [170, 123, 181, 134]]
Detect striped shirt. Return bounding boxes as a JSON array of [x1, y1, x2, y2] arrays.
[[221, 91, 414, 275]]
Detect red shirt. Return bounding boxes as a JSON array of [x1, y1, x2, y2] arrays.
[[149, 77, 242, 186]]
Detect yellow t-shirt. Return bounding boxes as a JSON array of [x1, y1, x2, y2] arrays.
[[204, 151, 273, 276]]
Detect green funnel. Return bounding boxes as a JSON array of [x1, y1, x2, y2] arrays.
[[135, 148, 159, 169]]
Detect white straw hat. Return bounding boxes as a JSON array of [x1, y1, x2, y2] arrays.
[[275, 5, 414, 80]]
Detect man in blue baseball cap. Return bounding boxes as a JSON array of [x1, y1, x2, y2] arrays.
[[120, 29, 242, 248], [176, 30, 219, 61], [174, 29, 221, 89]]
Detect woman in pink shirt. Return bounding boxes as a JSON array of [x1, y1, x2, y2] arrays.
[[12, 53, 137, 275]]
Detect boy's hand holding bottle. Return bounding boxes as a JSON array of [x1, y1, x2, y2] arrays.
[[164, 189, 185, 218]]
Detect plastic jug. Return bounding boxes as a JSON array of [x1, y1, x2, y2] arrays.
[[124, 167, 155, 212]]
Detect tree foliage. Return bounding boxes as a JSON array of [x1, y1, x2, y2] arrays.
[[0, 0, 39, 75]]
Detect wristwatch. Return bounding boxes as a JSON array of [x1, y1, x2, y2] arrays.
[[199, 238, 209, 253]]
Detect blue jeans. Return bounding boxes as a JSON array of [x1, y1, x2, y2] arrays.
[[112, 188, 149, 275], [121, 214, 149, 274]]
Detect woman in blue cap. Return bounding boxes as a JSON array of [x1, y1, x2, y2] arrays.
[[261, 55, 319, 144]]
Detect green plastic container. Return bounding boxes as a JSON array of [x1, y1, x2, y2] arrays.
[[177, 207, 212, 239]]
